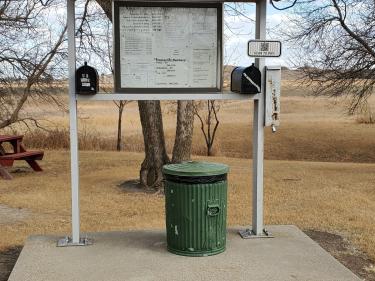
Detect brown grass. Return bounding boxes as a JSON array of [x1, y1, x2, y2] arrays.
[[0, 151, 375, 261], [356, 102, 375, 124], [4, 92, 375, 163]]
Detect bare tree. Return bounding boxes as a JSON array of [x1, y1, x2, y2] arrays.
[[172, 101, 194, 163], [283, 0, 375, 114], [74, 4, 135, 152], [0, 0, 67, 130], [114, 100, 131, 151], [93, 1, 253, 188], [138, 100, 170, 189], [96, 0, 196, 189], [194, 101, 220, 156]]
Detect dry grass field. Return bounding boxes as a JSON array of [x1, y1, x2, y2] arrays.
[[12, 79, 375, 163], [0, 152, 375, 259], [1, 72, 375, 279]]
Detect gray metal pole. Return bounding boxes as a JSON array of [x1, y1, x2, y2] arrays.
[[67, 0, 80, 244], [252, 0, 267, 235]]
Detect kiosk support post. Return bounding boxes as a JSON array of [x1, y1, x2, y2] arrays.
[[68, 0, 80, 245], [57, 0, 91, 247], [239, 0, 271, 239], [253, 0, 267, 236]]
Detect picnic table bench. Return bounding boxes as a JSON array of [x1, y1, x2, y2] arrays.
[[0, 135, 44, 180]]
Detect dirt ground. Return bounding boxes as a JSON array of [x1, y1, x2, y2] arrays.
[[305, 230, 375, 281], [0, 205, 30, 225], [0, 246, 21, 281]]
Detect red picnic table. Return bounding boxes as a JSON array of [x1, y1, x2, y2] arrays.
[[0, 135, 44, 180]]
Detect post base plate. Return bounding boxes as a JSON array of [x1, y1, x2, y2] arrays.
[[57, 236, 93, 247], [238, 228, 274, 239]]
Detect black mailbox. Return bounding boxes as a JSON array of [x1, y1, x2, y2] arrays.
[[76, 62, 99, 95], [231, 64, 261, 94]]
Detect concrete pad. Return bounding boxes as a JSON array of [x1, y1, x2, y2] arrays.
[[9, 225, 360, 281]]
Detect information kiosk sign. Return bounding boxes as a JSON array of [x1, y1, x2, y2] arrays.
[[64, 0, 270, 247], [113, 2, 223, 93]]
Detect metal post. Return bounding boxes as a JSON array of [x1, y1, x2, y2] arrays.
[[57, 0, 91, 247], [239, 0, 272, 239], [252, 0, 266, 236], [68, 0, 80, 245]]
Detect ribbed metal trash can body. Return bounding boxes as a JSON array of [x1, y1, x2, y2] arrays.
[[163, 162, 229, 257]]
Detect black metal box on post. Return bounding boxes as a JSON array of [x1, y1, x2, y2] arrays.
[[76, 62, 99, 95], [231, 64, 261, 94]]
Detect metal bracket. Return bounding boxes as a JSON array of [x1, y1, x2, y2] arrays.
[[238, 228, 274, 239], [57, 236, 93, 247]]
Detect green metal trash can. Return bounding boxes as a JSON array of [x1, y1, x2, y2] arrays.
[[163, 161, 229, 257]]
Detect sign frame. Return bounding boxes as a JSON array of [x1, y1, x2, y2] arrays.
[[64, 0, 270, 247], [247, 39, 282, 58], [113, 1, 223, 93]]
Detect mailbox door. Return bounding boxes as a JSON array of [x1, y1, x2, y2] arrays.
[[242, 65, 261, 94], [76, 64, 98, 95]]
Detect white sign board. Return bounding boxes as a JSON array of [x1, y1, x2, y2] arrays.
[[114, 4, 221, 92], [248, 40, 282, 58]]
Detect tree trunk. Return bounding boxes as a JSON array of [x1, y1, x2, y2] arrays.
[[138, 101, 170, 189], [96, 0, 112, 18], [207, 144, 213, 156], [116, 103, 124, 151], [172, 101, 194, 163]]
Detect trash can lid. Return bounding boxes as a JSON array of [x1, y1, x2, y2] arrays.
[[163, 161, 229, 177]]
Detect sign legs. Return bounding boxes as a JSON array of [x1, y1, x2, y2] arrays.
[[62, 0, 270, 244], [57, 0, 92, 247], [239, 0, 272, 239]]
